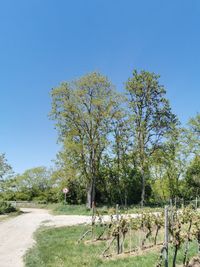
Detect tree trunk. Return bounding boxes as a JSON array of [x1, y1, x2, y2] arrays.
[[86, 178, 95, 209], [86, 183, 92, 209]]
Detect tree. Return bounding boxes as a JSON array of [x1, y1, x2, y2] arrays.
[[52, 150, 86, 204], [184, 113, 200, 155], [0, 153, 12, 180], [126, 70, 177, 206], [50, 72, 121, 208], [184, 155, 200, 198], [1, 167, 53, 201], [150, 127, 185, 201], [16, 167, 52, 194], [111, 109, 132, 205], [0, 154, 12, 199]]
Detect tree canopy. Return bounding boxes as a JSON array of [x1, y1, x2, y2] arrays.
[[1, 69, 199, 207]]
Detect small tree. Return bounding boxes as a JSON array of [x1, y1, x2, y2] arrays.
[[0, 153, 13, 198], [184, 113, 200, 155], [151, 127, 185, 201], [184, 156, 200, 198], [0, 153, 12, 180]]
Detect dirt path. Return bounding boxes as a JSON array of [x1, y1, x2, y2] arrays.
[[0, 208, 91, 267]]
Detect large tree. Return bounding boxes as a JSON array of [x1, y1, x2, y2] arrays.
[[126, 70, 177, 206], [50, 72, 121, 208]]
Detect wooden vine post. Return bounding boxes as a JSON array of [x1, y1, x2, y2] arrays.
[[116, 204, 120, 254], [174, 197, 177, 210], [164, 206, 169, 267], [182, 198, 184, 209], [170, 199, 173, 214], [92, 201, 96, 239]]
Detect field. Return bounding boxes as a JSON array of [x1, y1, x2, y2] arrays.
[[24, 224, 199, 267], [24, 205, 200, 267]]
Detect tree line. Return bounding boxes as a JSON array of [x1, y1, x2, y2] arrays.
[[0, 70, 200, 208]]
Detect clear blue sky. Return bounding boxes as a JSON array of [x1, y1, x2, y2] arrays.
[[0, 0, 200, 173]]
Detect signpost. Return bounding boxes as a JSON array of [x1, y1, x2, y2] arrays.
[[63, 188, 69, 204]]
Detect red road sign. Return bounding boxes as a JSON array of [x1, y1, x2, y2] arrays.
[[63, 188, 69, 194]]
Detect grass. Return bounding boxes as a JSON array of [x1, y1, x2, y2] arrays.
[[49, 203, 93, 215], [14, 202, 98, 215], [0, 215, 7, 221], [0, 210, 22, 222], [9, 201, 163, 216], [49, 203, 163, 216], [24, 225, 199, 267]]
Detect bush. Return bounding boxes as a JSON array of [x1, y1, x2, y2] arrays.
[[0, 201, 17, 214]]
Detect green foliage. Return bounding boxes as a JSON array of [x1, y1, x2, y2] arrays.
[[0, 153, 12, 180], [50, 72, 122, 208], [184, 156, 200, 198], [150, 127, 185, 201], [126, 70, 178, 205], [48, 71, 199, 206], [0, 201, 17, 214], [184, 113, 200, 155], [1, 167, 56, 202], [1, 70, 200, 207]]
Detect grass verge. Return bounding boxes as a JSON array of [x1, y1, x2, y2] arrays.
[[49, 203, 162, 216], [8, 201, 163, 216], [0, 210, 22, 222]]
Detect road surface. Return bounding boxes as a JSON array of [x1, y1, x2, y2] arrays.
[[0, 208, 91, 267]]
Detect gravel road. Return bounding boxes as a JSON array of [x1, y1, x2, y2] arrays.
[[0, 208, 91, 267]]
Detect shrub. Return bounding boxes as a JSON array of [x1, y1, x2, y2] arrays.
[[0, 201, 17, 214]]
